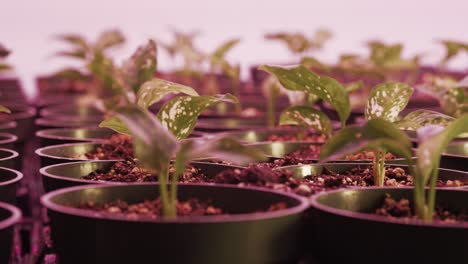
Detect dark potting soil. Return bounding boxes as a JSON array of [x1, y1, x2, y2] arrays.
[[81, 158, 212, 183], [214, 165, 464, 197], [78, 198, 288, 219], [375, 194, 468, 223], [83, 134, 134, 160]]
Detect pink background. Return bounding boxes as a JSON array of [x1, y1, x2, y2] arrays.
[[1, 0, 467, 97]]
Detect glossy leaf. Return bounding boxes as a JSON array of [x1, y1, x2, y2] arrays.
[[416, 115, 468, 184], [365, 82, 413, 122], [94, 30, 125, 52], [122, 40, 157, 93], [395, 110, 455, 130], [114, 105, 177, 173], [99, 115, 131, 135], [157, 94, 238, 140], [136, 79, 199, 109], [259, 64, 350, 127], [320, 118, 413, 162], [279, 106, 332, 136]]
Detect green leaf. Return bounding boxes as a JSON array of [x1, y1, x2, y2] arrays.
[[320, 118, 413, 162], [0, 105, 11, 113], [122, 39, 157, 93], [99, 116, 130, 135], [55, 34, 89, 51], [212, 38, 240, 60], [0, 64, 11, 72], [279, 106, 332, 137], [136, 78, 199, 109], [395, 110, 455, 130], [365, 82, 413, 122], [157, 94, 238, 140], [300, 56, 330, 72], [94, 30, 125, 52], [114, 105, 177, 173], [183, 137, 267, 166], [439, 40, 468, 64], [53, 68, 88, 80], [265, 32, 310, 54], [345, 81, 364, 93], [55, 50, 87, 59], [416, 115, 468, 184], [259, 64, 350, 127], [87, 52, 122, 94]]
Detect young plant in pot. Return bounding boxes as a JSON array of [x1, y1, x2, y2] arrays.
[[307, 115, 468, 264], [41, 105, 309, 264], [47, 30, 125, 95]]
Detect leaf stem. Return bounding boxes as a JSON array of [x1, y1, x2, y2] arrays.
[[159, 166, 176, 218]]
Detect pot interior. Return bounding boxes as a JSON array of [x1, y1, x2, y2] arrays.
[[37, 128, 115, 141], [37, 143, 99, 159], [444, 141, 468, 157]]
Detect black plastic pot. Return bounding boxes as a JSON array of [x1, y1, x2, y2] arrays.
[[36, 127, 116, 147], [440, 141, 468, 172], [34, 94, 86, 110], [0, 148, 20, 171], [0, 121, 17, 134], [40, 105, 103, 122], [278, 163, 468, 187], [0, 166, 23, 204], [307, 187, 468, 263], [0, 103, 36, 142], [35, 118, 100, 130], [35, 142, 118, 167], [40, 160, 245, 192], [218, 128, 327, 143], [0, 133, 17, 149], [246, 142, 410, 165], [0, 201, 21, 264], [42, 183, 308, 264], [195, 118, 269, 133]]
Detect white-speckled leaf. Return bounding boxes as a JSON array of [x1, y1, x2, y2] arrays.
[[136, 79, 199, 109], [122, 40, 157, 93], [114, 105, 177, 173], [157, 94, 238, 140], [416, 115, 468, 184], [279, 106, 332, 136], [259, 65, 350, 127], [395, 110, 455, 130], [365, 82, 413, 122]]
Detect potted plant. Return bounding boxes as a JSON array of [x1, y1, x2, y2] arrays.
[[305, 115, 468, 263], [41, 105, 308, 264], [0, 201, 21, 264]]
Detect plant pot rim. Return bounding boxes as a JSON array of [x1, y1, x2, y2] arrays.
[[442, 141, 468, 159], [0, 133, 17, 145], [310, 186, 468, 229], [0, 121, 17, 131], [0, 201, 21, 230], [41, 183, 309, 223], [1, 104, 36, 120], [35, 127, 112, 142], [35, 142, 119, 162], [40, 160, 245, 186], [35, 118, 99, 128], [0, 166, 23, 187], [0, 148, 19, 162]]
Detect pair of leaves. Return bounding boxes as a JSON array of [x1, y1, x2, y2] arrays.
[[259, 64, 350, 127], [319, 118, 413, 163], [122, 40, 157, 93]]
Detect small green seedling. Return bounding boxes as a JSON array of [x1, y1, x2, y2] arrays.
[[259, 64, 350, 137], [438, 40, 468, 66], [110, 105, 265, 218], [265, 29, 332, 59], [0, 43, 12, 72], [413, 115, 468, 221], [319, 118, 414, 186]]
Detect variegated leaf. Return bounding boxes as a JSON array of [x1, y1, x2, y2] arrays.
[[279, 106, 332, 136], [365, 82, 413, 122], [136, 79, 199, 109]]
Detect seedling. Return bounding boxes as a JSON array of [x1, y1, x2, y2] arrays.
[[438, 40, 468, 66], [259, 64, 350, 138], [107, 105, 265, 218], [0, 43, 12, 72], [265, 29, 332, 59]]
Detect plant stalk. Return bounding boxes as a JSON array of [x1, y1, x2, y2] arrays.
[[159, 166, 176, 218]]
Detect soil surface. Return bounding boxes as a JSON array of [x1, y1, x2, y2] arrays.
[[375, 194, 468, 223], [81, 158, 212, 183], [83, 134, 134, 160], [78, 198, 288, 219], [214, 165, 464, 197]]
